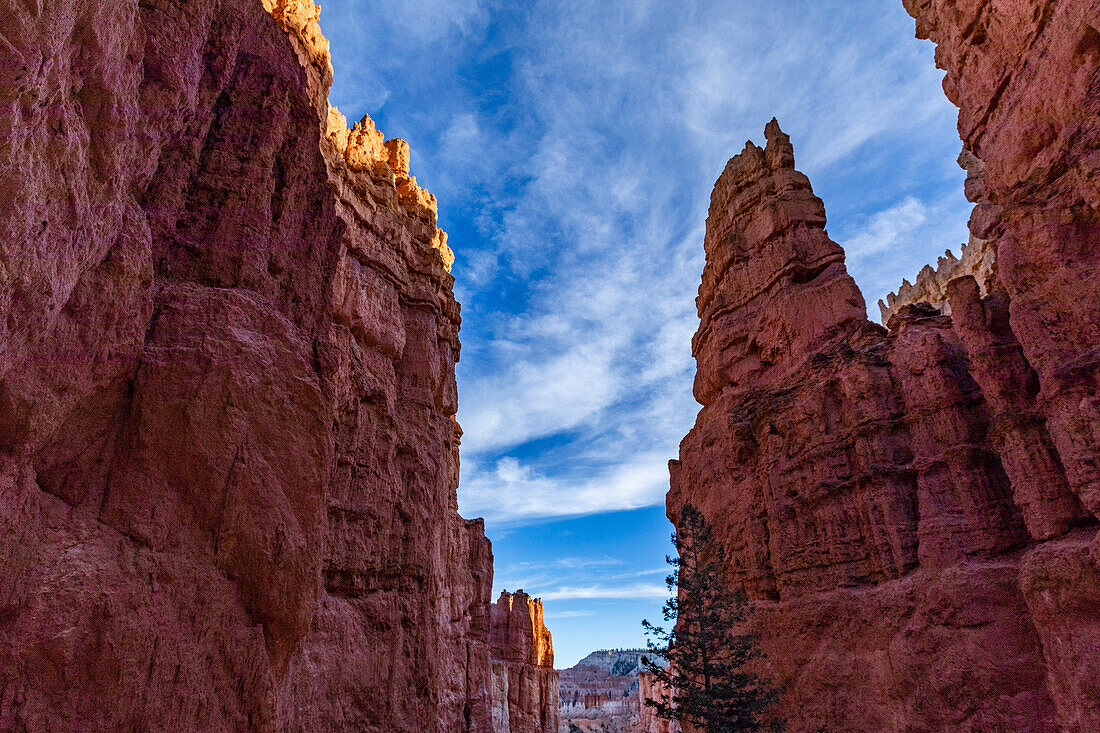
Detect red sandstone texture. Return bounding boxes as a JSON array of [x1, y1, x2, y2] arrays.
[[0, 0, 490, 730], [669, 2, 1100, 729], [489, 591, 559, 733]]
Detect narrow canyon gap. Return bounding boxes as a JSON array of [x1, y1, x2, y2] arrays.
[[0, 0, 1097, 732]]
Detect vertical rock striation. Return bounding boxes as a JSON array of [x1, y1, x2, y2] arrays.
[[489, 591, 559, 733], [634, 671, 678, 733], [0, 0, 490, 731], [905, 0, 1100, 517], [671, 4, 1100, 720]]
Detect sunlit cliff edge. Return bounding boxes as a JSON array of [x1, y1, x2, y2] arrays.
[[0, 0, 476, 729]]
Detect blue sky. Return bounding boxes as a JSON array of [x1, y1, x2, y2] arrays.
[[316, 0, 970, 667]]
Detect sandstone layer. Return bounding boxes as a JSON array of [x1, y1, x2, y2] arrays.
[[669, 2, 1100, 724], [0, 0, 490, 730], [490, 591, 559, 733]]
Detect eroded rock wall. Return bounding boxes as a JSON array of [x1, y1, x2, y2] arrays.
[[489, 591, 559, 733], [0, 0, 490, 730], [634, 672, 677, 733], [905, 0, 1100, 542], [557, 649, 644, 731], [670, 5, 1100, 720]]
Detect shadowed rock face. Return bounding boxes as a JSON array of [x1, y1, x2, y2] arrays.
[[0, 0, 490, 731], [670, 1, 1100, 729], [489, 591, 558, 733], [906, 0, 1100, 516]]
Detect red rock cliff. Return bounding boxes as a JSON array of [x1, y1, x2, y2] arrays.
[[489, 591, 559, 733], [669, 1, 1100, 727], [0, 0, 491, 730]]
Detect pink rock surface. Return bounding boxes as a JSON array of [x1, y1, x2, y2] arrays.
[[905, 0, 1100, 514], [634, 671, 677, 733], [670, 7, 1100, 719], [0, 0, 490, 730], [489, 591, 558, 733]]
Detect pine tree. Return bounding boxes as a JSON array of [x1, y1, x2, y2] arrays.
[[641, 504, 783, 732]]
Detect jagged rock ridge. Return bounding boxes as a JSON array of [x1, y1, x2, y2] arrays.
[[0, 0, 490, 730], [669, 0, 1100, 728], [878, 150, 997, 324]]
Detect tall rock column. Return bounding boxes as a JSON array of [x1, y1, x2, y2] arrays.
[[266, 4, 493, 730], [635, 670, 679, 733], [489, 591, 559, 733], [673, 120, 925, 603], [946, 277, 1088, 539], [671, 115, 1098, 730]]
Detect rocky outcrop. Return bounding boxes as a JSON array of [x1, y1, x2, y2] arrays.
[[0, 0, 490, 730], [670, 7, 1100, 721], [489, 591, 559, 733], [904, 0, 1100, 545], [878, 234, 995, 323]]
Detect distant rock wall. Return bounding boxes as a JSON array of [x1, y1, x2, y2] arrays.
[[0, 0, 490, 730], [557, 649, 644, 732], [489, 591, 559, 733], [878, 232, 996, 324], [669, 0, 1100, 724]]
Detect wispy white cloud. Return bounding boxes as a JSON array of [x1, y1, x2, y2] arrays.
[[844, 197, 930, 260], [544, 610, 595, 619], [508, 556, 625, 571], [840, 193, 972, 314], [604, 567, 670, 582], [320, 0, 970, 526], [534, 583, 670, 602], [460, 451, 675, 525]]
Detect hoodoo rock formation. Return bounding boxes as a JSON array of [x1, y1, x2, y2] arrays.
[[669, 1, 1100, 730], [489, 591, 559, 733], [0, 0, 490, 730], [878, 150, 998, 325]]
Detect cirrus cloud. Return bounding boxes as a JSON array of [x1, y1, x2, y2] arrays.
[[318, 0, 969, 529]]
